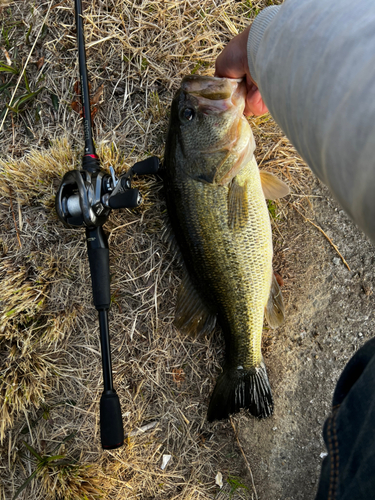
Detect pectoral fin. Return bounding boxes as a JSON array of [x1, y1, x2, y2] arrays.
[[227, 177, 249, 231], [265, 273, 285, 328], [260, 171, 290, 200], [174, 271, 217, 337]]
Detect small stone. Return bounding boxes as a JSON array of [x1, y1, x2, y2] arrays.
[[215, 472, 223, 489], [333, 257, 341, 265], [362, 283, 373, 296], [161, 455, 171, 470]]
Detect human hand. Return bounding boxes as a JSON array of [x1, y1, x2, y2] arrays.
[[215, 26, 268, 117]]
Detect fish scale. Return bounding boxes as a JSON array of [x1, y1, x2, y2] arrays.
[[173, 155, 272, 369]]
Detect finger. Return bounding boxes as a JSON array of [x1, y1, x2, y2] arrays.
[[244, 87, 268, 117], [215, 50, 243, 79], [215, 27, 250, 79]]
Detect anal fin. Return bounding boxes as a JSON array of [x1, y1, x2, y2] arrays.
[[174, 270, 216, 337], [265, 273, 285, 328]]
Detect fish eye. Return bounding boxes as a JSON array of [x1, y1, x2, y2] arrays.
[[182, 108, 195, 121]]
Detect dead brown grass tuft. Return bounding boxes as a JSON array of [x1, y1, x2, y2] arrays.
[[0, 138, 76, 207]]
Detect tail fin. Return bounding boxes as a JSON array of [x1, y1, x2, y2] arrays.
[[207, 362, 273, 422]]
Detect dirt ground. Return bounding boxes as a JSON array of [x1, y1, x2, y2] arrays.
[[232, 177, 375, 500]]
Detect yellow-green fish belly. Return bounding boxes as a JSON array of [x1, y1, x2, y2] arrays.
[[181, 155, 272, 369]]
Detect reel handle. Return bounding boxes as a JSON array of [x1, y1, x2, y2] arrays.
[[108, 189, 141, 209], [132, 156, 160, 175]]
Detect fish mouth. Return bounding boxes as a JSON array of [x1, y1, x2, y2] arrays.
[[180, 75, 254, 184], [181, 75, 246, 113]]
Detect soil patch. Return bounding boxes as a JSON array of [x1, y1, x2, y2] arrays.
[[232, 177, 375, 500]]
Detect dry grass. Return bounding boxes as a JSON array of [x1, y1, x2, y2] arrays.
[[0, 1, 318, 499]]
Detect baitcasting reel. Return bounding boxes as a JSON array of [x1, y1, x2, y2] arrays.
[[56, 155, 160, 228]]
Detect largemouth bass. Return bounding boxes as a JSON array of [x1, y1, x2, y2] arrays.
[[163, 75, 289, 421]]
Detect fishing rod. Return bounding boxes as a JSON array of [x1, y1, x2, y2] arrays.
[[55, 0, 159, 449]]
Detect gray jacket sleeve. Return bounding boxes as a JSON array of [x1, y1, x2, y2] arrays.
[[247, 0, 375, 243]]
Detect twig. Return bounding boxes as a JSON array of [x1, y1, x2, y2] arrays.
[[291, 203, 351, 271], [126, 421, 158, 438], [230, 417, 258, 500], [258, 139, 283, 167], [0, 0, 53, 133]]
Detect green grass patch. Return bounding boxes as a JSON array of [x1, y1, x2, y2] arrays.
[[227, 474, 249, 498]]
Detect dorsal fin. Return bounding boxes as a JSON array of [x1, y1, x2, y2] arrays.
[[174, 270, 217, 337], [260, 171, 290, 200], [264, 273, 285, 328]]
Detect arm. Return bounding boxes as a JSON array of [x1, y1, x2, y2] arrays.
[[217, 0, 375, 243]]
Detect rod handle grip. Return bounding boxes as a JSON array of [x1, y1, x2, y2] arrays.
[[100, 390, 124, 449], [86, 227, 110, 309]]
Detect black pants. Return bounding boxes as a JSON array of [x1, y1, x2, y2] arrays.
[[315, 338, 375, 499]]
